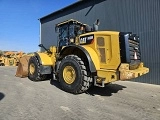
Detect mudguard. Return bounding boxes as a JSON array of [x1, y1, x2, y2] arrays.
[[34, 52, 53, 66], [82, 46, 100, 70], [34, 52, 53, 74]]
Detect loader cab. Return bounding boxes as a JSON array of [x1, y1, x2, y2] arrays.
[[55, 19, 85, 48]]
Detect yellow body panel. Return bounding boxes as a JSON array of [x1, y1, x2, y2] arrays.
[[82, 46, 100, 70], [95, 32, 121, 69], [37, 53, 53, 66], [80, 31, 121, 70], [97, 69, 118, 83], [37, 46, 56, 66]]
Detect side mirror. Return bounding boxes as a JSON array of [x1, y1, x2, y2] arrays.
[[38, 44, 43, 48], [38, 44, 52, 54]]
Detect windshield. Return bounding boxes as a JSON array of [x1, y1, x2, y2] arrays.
[[59, 25, 68, 39]]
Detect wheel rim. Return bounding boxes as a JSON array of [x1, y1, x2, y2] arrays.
[[63, 66, 76, 84], [29, 63, 35, 75]]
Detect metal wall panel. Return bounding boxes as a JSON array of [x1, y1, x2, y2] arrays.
[[40, 0, 160, 85]]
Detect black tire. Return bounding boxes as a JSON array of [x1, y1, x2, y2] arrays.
[[28, 56, 47, 81], [58, 55, 91, 94], [0, 63, 5, 66], [81, 57, 93, 87]]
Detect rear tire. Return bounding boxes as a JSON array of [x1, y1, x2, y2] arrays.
[[28, 56, 47, 81], [58, 55, 91, 94]]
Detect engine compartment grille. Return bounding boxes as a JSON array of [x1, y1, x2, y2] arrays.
[[119, 32, 141, 70], [97, 37, 106, 63], [128, 35, 141, 69]]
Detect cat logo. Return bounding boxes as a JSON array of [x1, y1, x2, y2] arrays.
[[80, 37, 86, 44]]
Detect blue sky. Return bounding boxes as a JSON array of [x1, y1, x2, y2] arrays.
[[0, 0, 77, 53]]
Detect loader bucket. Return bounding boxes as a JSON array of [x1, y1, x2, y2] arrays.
[[15, 56, 31, 78]]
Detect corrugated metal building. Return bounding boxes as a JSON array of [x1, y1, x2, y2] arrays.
[[39, 0, 160, 85]]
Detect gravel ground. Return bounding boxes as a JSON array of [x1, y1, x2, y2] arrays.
[[0, 66, 160, 120]]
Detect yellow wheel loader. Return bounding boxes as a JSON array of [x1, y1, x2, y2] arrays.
[[2, 51, 24, 66], [27, 19, 149, 94]]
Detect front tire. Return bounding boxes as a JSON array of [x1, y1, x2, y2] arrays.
[[58, 55, 90, 94], [28, 56, 47, 81]]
